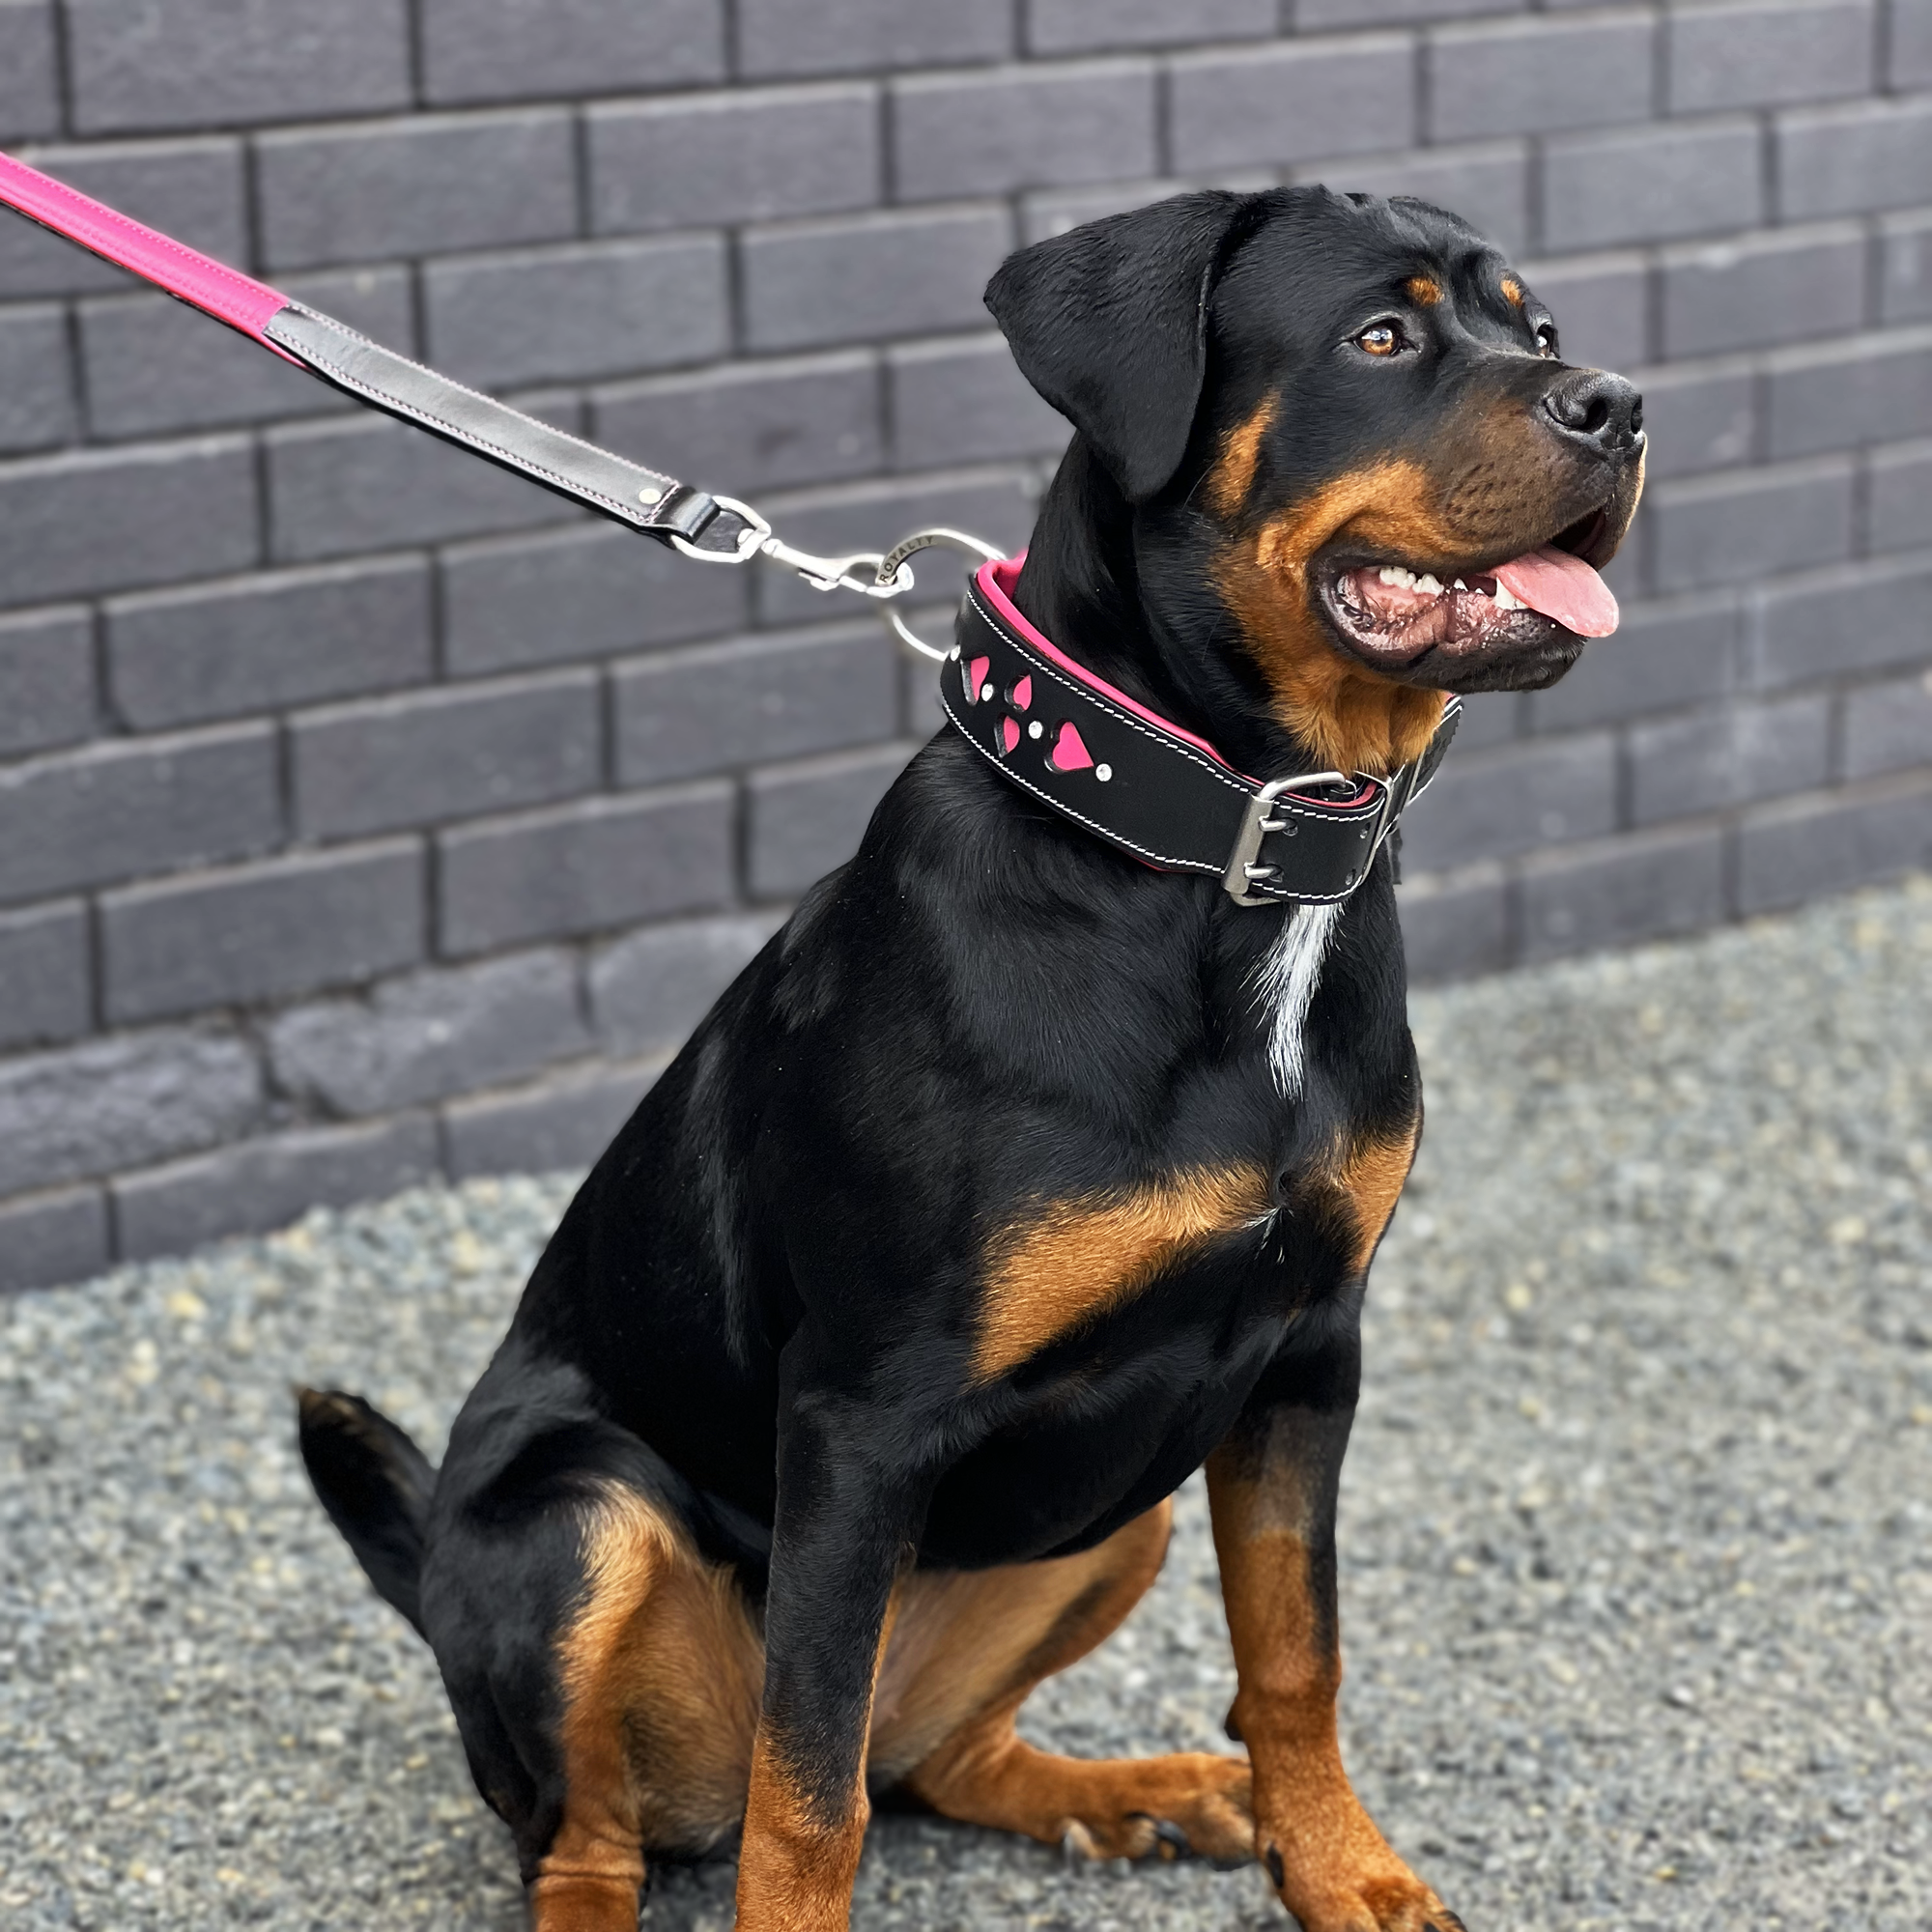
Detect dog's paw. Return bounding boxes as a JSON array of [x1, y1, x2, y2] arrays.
[[1260, 1849, 1464, 1932], [1051, 1751, 1254, 1865]]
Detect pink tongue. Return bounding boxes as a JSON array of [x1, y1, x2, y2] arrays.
[[1492, 545, 1619, 638]]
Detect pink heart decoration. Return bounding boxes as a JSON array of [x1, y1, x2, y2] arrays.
[[1001, 716, 1020, 753], [1009, 674, 1032, 710], [966, 656, 991, 701], [1050, 721, 1094, 771]]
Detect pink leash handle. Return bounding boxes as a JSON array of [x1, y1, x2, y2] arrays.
[[0, 146, 744, 548], [0, 148, 299, 359]]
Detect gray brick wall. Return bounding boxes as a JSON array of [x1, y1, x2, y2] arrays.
[[4, 0, 1931, 1286]]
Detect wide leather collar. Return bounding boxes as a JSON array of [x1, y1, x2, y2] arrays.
[[940, 557, 1461, 907]]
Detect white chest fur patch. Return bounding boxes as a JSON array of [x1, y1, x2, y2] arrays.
[[1254, 901, 1342, 1098]]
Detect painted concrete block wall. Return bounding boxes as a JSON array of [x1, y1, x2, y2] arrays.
[[4, 0, 1931, 1285]]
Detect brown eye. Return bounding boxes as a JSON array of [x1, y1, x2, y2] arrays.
[[1356, 324, 1401, 356], [1534, 321, 1558, 355]]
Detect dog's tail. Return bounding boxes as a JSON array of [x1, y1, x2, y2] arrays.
[[296, 1387, 437, 1636]]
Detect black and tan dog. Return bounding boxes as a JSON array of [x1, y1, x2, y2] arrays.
[[299, 187, 1642, 1932]]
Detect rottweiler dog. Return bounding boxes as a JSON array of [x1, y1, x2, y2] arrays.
[[299, 186, 1642, 1932]]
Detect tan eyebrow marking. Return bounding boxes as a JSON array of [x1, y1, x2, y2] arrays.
[[1405, 274, 1441, 306], [1500, 275, 1525, 309]]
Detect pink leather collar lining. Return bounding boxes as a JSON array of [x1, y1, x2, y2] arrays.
[[976, 556, 1377, 803]]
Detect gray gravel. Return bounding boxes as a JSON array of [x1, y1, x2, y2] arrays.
[[5, 881, 1932, 1931]]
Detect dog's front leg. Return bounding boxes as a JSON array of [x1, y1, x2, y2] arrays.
[[735, 1390, 923, 1932], [1207, 1339, 1464, 1932]]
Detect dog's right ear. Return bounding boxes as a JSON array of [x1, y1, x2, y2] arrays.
[[985, 189, 1254, 504]]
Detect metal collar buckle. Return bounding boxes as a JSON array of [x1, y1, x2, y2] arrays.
[[1221, 770, 1350, 905]]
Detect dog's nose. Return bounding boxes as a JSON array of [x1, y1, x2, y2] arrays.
[[1542, 368, 1643, 452]]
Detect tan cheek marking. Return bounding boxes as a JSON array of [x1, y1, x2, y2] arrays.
[[1406, 274, 1442, 307], [1501, 275, 1525, 309], [974, 1164, 1273, 1381], [1208, 394, 1279, 520]]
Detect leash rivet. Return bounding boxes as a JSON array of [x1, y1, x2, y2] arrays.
[[1095, 763, 1113, 781], [637, 484, 663, 505], [1028, 721, 1044, 740]]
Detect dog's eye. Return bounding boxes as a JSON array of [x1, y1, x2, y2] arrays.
[[1355, 323, 1404, 357], [1534, 321, 1558, 356]]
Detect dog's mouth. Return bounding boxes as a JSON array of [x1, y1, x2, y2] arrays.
[[1318, 507, 1620, 675]]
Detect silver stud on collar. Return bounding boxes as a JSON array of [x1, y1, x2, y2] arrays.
[[980, 682, 994, 700], [1095, 763, 1113, 781], [1028, 720, 1043, 740], [637, 484, 663, 505]]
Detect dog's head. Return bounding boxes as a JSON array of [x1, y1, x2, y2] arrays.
[[987, 187, 1645, 775]]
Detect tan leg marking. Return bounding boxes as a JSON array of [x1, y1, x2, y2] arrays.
[[889, 1502, 1253, 1864], [974, 1164, 1272, 1381], [1334, 1118, 1421, 1277], [531, 1489, 763, 1931], [1208, 1454, 1453, 1931]]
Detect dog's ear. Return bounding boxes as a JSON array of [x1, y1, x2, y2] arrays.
[[985, 189, 1254, 504]]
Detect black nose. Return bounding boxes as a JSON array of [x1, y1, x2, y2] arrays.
[[1542, 368, 1643, 452]]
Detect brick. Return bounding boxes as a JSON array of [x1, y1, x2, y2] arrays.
[[0, 303, 75, 454], [0, 901, 90, 1051], [292, 671, 601, 840], [0, 0, 58, 140], [0, 137, 245, 299], [0, 1025, 262, 1199], [1444, 692, 1521, 753], [1843, 666, 1932, 781], [1630, 693, 1832, 825], [440, 524, 749, 676], [1633, 358, 1756, 480], [78, 266, 414, 440], [889, 333, 1068, 469], [594, 353, 884, 497], [1879, 210, 1932, 324], [421, 0, 725, 103], [1896, 0, 1932, 85], [1515, 252, 1649, 372], [65, 0, 411, 133], [0, 435, 258, 609], [1393, 864, 1509, 983], [1867, 439, 1932, 554], [746, 742, 915, 897], [100, 841, 425, 1024], [736, 0, 1010, 80], [1429, 14, 1655, 142], [258, 110, 577, 270], [741, 206, 1013, 354], [1400, 732, 1618, 873], [424, 238, 729, 390], [107, 557, 434, 730], [589, 912, 782, 1054], [1529, 591, 1739, 730], [112, 1114, 440, 1261], [1519, 824, 1727, 964], [1027, 0, 1273, 53], [614, 622, 899, 786], [1660, 223, 1868, 358], [752, 470, 1038, 626], [1735, 769, 1932, 913], [1765, 327, 1932, 460], [266, 407, 580, 564], [1543, 118, 1762, 249], [1668, 0, 1872, 111], [1645, 456, 1854, 596], [1021, 178, 1220, 244], [1307, 143, 1532, 262], [0, 724, 278, 906], [1777, 98, 1932, 220], [590, 86, 879, 234], [1750, 553, 1932, 686], [1301, 0, 1522, 20], [893, 61, 1157, 202], [269, 950, 589, 1117], [0, 606, 96, 757], [442, 1055, 664, 1179], [437, 784, 734, 955], [0, 1186, 109, 1293], [1170, 38, 1417, 173]]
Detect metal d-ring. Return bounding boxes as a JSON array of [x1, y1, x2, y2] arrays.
[[872, 527, 1009, 661]]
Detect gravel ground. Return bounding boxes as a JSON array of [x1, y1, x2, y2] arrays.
[[4, 881, 1931, 1932]]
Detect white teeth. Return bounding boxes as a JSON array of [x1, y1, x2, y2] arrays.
[[1453, 578, 1467, 591], [1414, 573, 1443, 595], [1492, 580, 1526, 611], [1378, 564, 1419, 589]]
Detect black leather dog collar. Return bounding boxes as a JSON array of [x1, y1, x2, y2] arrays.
[[941, 559, 1461, 907]]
